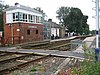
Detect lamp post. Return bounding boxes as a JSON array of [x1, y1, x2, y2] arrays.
[[11, 12, 14, 44], [10, 22, 13, 44], [50, 21, 51, 40], [95, 0, 99, 62]]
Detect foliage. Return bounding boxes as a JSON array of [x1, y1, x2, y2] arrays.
[[72, 44, 100, 75], [0, 3, 3, 31], [31, 65, 45, 73], [56, 7, 90, 35], [90, 30, 96, 35], [56, 6, 71, 23], [31, 67, 37, 72], [0, 2, 9, 31]]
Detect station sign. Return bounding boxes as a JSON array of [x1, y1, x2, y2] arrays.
[[0, 31, 2, 37], [28, 26, 37, 28]]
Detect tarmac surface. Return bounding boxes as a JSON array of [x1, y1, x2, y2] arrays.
[[0, 47, 84, 59]]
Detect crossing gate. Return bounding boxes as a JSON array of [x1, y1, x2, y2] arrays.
[[71, 39, 82, 51]]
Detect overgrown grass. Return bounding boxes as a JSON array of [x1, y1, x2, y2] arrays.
[[72, 44, 100, 75], [31, 64, 46, 73]]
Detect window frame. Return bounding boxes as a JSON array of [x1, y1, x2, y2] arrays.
[[27, 30, 30, 35]]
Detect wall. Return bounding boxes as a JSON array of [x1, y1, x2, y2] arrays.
[[4, 13, 43, 44], [51, 28, 59, 37]]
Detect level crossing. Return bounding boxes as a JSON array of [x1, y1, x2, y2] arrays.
[[0, 36, 95, 59]]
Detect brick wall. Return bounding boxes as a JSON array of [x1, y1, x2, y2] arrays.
[[3, 13, 43, 44]]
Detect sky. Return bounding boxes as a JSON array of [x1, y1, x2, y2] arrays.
[[4, 0, 96, 30]]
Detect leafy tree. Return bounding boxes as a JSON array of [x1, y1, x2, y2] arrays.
[[56, 6, 71, 23], [0, 3, 4, 31], [81, 15, 89, 35], [56, 7, 90, 35], [90, 30, 96, 35], [0, 2, 9, 31]]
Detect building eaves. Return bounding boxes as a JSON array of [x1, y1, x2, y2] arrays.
[[3, 5, 42, 14], [51, 22, 62, 28]]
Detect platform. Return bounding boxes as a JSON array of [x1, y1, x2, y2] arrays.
[[73, 36, 95, 53]]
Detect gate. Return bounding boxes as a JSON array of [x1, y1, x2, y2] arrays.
[[71, 39, 82, 51]]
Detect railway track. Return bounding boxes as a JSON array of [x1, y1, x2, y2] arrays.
[[22, 40, 71, 51], [0, 54, 67, 75], [16, 40, 50, 49], [18, 36, 88, 51], [56, 58, 80, 75], [0, 51, 81, 75], [0, 52, 27, 61], [0, 53, 47, 75], [0, 36, 90, 75]]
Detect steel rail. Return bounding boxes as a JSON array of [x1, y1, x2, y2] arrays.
[[0, 55, 49, 74]]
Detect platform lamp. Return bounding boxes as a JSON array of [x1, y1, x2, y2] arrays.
[[95, 0, 99, 62], [11, 12, 14, 44]]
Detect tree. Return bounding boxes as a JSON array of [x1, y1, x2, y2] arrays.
[[0, 3, 4, 31], [81, 15, 89, 35], [56, 6, 71, 23], [0, 2, 9, 31], [90, 30, 96, 35], [56, 7, 90, 35]]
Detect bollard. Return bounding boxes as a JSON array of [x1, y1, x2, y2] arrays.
[[95, 48, 99, 62]]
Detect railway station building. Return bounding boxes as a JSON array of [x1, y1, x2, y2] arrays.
[[3, 3, 45, 44], [48, 19, 65, 39]]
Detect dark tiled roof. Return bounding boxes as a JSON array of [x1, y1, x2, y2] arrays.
[[51, 22, 62, 28]]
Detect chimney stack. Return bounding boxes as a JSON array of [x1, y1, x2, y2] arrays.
[[48, 19, 52, 22], [15, 3, 19, 5]]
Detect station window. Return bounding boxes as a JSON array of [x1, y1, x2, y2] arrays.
[[36, 16, 38, 23], [19, 12, 23, 21], [13, 13, 15, 21], [28, 14, 33, 22], [28, 14, 31, 22], [36, 30, 38, 34], [12, 12, 42, 23], [36, 16, 42, 23], [27, 30, 30, 35], [32, 15, 35, 22], [39, 17, 42, 23], [13, 12, 18, 21], [23, 14, 27, 22]]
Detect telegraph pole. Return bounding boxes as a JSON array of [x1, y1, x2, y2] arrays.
[[96, 0, 99, 48], [95, 0, 99, 62]]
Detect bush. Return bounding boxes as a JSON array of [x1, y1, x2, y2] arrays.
[[72, 44, 100, 75]]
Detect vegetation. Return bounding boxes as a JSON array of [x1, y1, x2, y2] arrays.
[[56, 7, 90, 35], [31, 65, 45, 73], [72, 44, 100, 75], [0, 1, 9, 31], [0, 3, 4, 31], [90, 30, 96, 35]]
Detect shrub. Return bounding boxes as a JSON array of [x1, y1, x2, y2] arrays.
[[72, 44, 100, 75]]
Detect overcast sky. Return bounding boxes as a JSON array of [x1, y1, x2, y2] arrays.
[[4, 0, 96, 30]]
